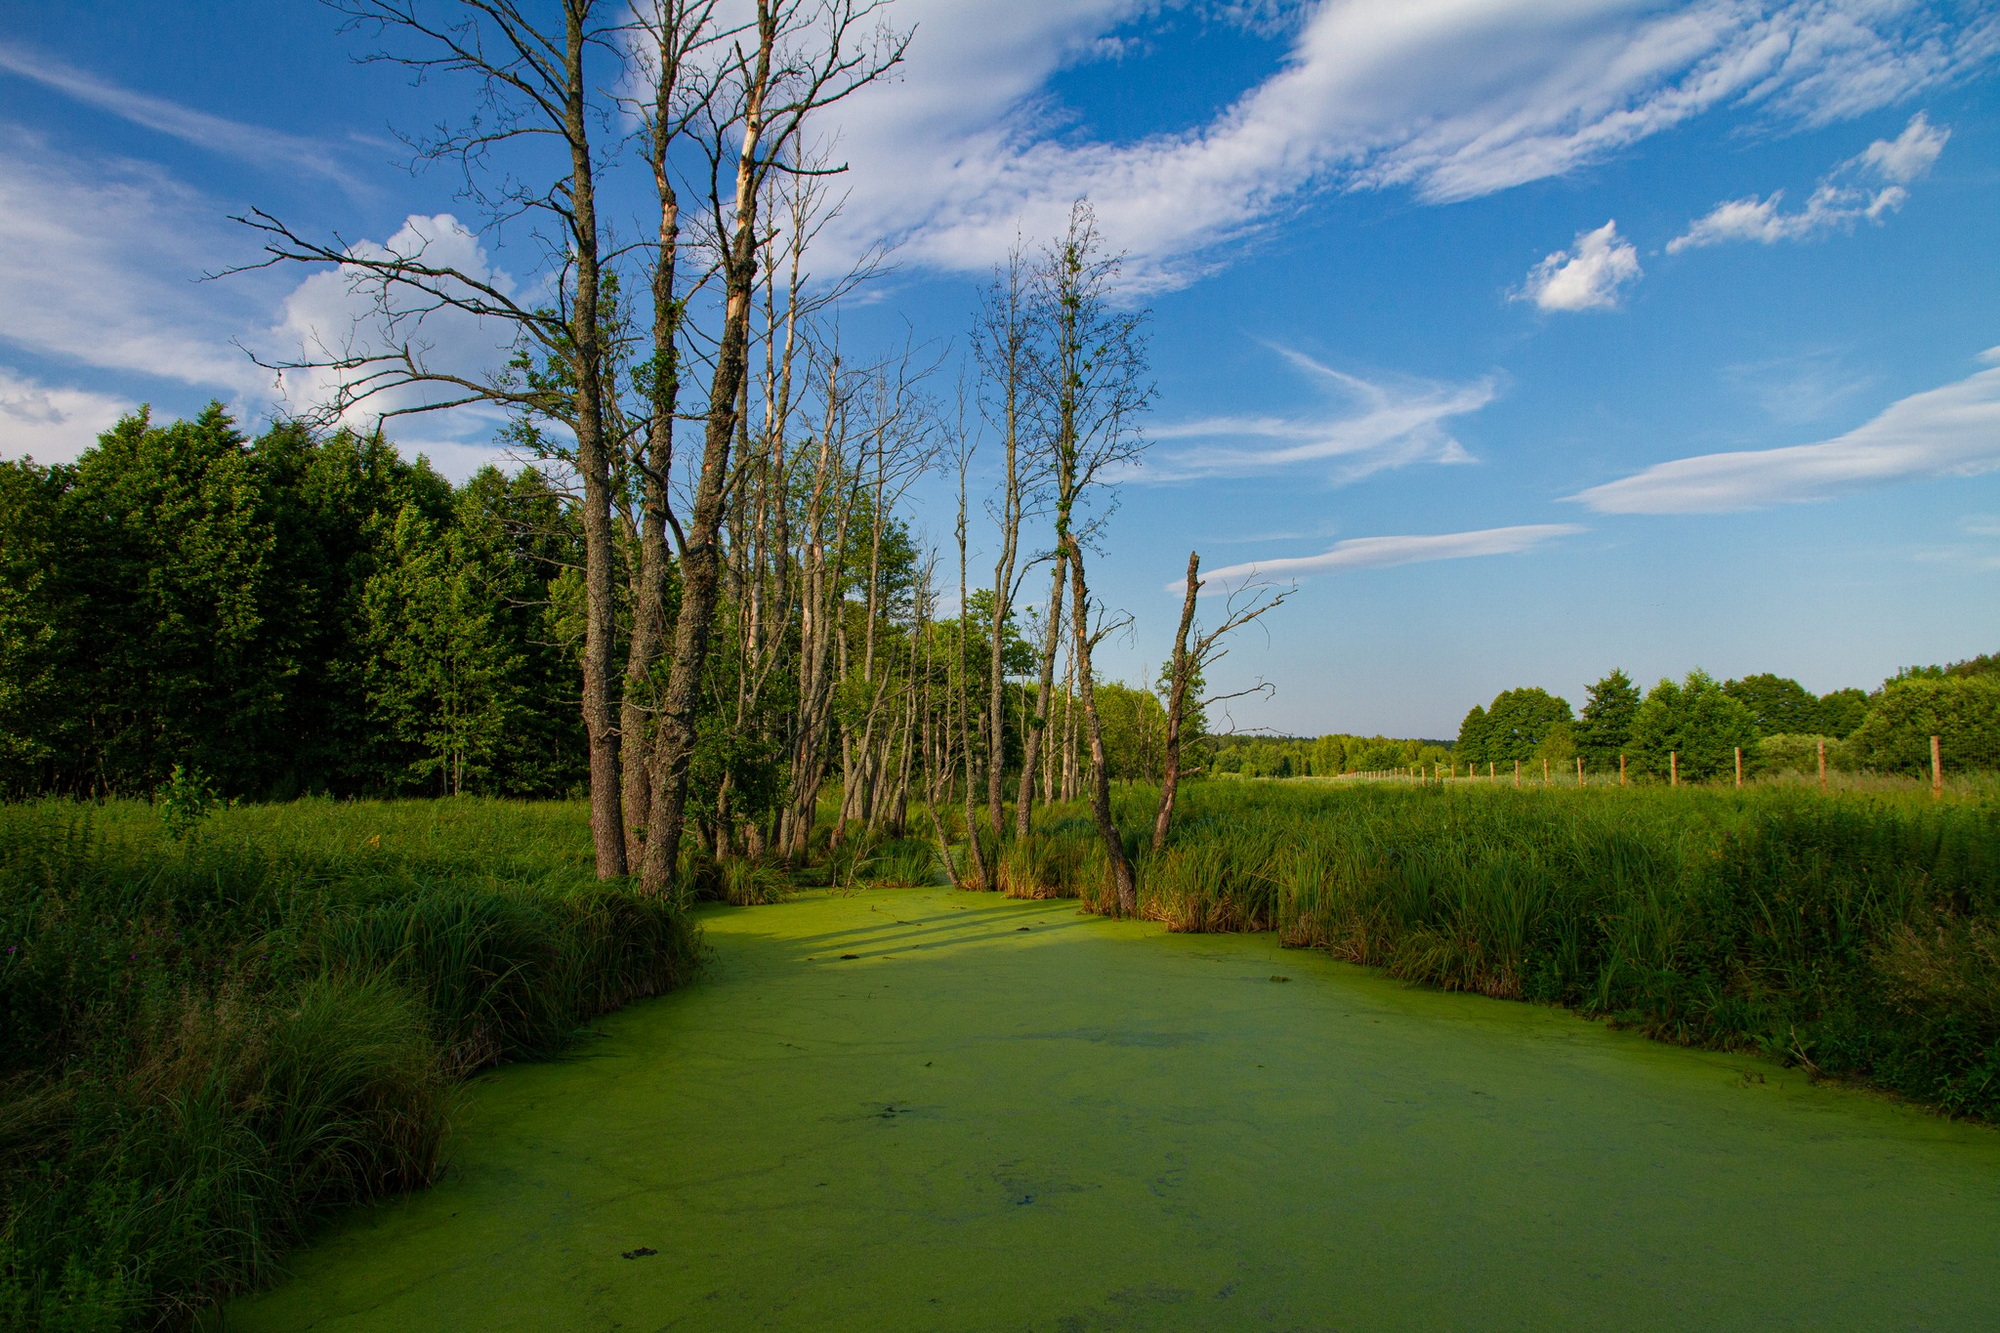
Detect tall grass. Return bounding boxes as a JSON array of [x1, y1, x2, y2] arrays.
[[0, 798, 701, 1331], [1016, 780, 2000, 1121]]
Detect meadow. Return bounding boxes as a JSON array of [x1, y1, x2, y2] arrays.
[[0, 799, 700, 1331]]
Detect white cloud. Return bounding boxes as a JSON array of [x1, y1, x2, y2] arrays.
[[1145, 346, 1495, 483], [1667, 111, 1947, 253], [0, 367, 133, 465], [1191, 523, 1585, 593], [822, 1, 1998, 279], [1514, 221, 1641, 312], [1858, 110, 1950, 182], [0, 132, 271, 394], [1569, 349, 2000, 513], [0, 131, 519, 452], [0, 41, 359, 188], [263, 213, 527, 437]]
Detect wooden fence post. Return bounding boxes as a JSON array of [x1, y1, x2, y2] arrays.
[[1576, 756, 1584, 788], [1619, 754, 1626, 787], [1932, 734, 1943, 800], [1514, 759, 1521, 788], [1817, 736, 1826, 790], [1542, 757, 1549, 784], [1489, 761, 1495, 780], [1734, 746, 1742, 788], [1670, 751, 1679, 787]]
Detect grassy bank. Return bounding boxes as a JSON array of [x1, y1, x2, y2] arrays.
[[998, 780, 2000, 1121], [0, 799, 702, 1331]]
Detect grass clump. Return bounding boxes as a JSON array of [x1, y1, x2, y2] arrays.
[[0, 798, 701, 1330]]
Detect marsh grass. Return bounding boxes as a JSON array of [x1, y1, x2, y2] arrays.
[[1012, 780, 2000, 1121], [0, 798, 701, 1330]]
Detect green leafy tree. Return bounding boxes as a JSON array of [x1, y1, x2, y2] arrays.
[[1095, 682, 1168, 782], [1628, 670, 1758, 781], [361, 502, 525, 795], [60, 405, 297, 795], [1574, 669, 1639, 769], [1813, 687, 1870, 737], [1456, 704, 1491, 764], [0, 460, 71, 792], [1847, 677, 2000, 775], [1533, 721, 1576, 774], [1480, 688, 1573, 762], [1722, 673, 1820, 735]]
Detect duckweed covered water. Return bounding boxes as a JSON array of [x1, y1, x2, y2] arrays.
[[221, 887, 2000, 1330]]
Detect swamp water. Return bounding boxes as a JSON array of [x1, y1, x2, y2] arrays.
[[220, 886, 2000, 1330]]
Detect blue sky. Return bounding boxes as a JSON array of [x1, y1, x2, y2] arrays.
[[2, 1, 1998, 737]]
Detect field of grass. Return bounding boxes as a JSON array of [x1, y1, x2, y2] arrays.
[[0, 798, 701, 1331], [998, 779, 2000, 1122]]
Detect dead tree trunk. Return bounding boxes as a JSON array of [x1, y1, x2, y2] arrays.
[[1064, 534, 1135, 914]]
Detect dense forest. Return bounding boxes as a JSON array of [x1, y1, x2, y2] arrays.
[[0, 410, 584, 800]]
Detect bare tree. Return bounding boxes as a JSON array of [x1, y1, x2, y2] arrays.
[[637, 0, 907, 894], [1151, 552, 1291, 852], [1034, 201, 1152, 915], [974, 244, 1036, 842]]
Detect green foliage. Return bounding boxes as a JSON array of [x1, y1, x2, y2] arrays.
[[1628, 670, 1758, 780], [1575, 669, 1639, 768], [0, 799, 700, 1330], [1209, 733, 1447, 778], [1456, 704, 1490, 763], [1815, 687, 1870, 737], [1849, 677, 2000, 775], [1722, 673, 1819, 735], [153, 764, 217, 842], [1093, 683, 1168, 782], [0, 409, 585, 800], [1756, 733, 1849, 774], [1461, 687, 1572, 764]]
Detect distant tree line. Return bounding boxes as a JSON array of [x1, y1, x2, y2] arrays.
[[1455, 658, 2000, 781], [1208, 733, 1453, 779]]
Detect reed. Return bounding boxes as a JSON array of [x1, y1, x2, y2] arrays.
[[0, 798, 702, 1330], [1016, 780, 2000, 1121]]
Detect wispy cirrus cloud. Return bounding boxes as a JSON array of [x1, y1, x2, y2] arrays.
[[1145, 346, 1496, 483], [0, 41, 362, 189], [0, 132, 271, 394], [1513, 220, 1641, 313], [1188, 523, 1585, 594], [1569, 348, 2000, 513], [826, 0, 2000, 280], [1667, 112, 1949, 253]]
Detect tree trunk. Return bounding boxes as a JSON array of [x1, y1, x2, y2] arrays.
[[1012, 550, 1066, 837], [1064, 534, 1135, 915], [1152, 551, 1200, 854], [563, 4, 625, 879]]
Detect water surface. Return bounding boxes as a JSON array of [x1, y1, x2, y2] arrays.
[[222, 887, 2000, 1330]]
